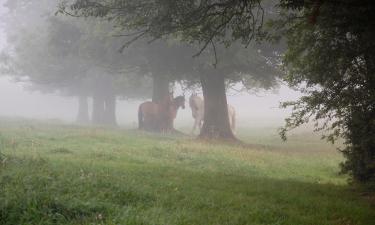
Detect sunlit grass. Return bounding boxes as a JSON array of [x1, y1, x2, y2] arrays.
[[0, 119, 374, 225]]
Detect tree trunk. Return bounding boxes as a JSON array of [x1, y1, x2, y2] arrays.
[[152, 73, 170, 103], [199, 72, 237, 141], [150, 72, 175, 132], [103, 93, 117, 126], [91, 75, 118, 127], [76, 95, 89, 124], [92, 92, 105, 125]]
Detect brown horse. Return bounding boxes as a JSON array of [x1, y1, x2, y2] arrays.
[[138, 95, 185, 132]]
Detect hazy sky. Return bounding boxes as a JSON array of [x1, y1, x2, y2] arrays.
[[0, 0, 302, 128], [0, 0, 5, 48]]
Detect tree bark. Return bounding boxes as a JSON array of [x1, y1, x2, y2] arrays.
[[91, 75, 118, 127], [199, 72, 237, 141], [152, 73, 170, 103], [92, 92, 105, 125], [150, 72, 175, 132], [76, 95, 89, 124], [103, 93, 117, 126]]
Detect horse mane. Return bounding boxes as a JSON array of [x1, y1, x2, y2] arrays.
[[172, 96, 185, 107]]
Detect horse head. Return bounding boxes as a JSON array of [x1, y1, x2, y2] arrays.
[[174, 96, 185, 109]]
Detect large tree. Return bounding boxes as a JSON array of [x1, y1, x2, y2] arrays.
[[61, 0, 281, 140], [196, 44, 279, 139]]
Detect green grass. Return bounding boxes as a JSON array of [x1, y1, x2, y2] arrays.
[[0, 119, 374, 225]]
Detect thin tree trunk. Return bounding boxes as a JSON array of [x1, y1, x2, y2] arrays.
[[104, 93, 117, 126], [76, 95, 89, 124], [199, 72, 237, 141]]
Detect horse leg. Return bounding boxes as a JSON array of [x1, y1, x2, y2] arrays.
[[229, 115, 233, 133], [199, 118, 204, 132], [191, 119, 199, 135], [138, 106, 144, 130]]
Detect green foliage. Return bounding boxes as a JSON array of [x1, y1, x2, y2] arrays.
[[340, 109, 375, 189], [62, 0, 267, 47], [62, 0, 282, 91], [278, 0, 375, 188], [0, 120, 374, 224]]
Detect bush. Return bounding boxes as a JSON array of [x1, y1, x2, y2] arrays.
[[340, 109, 375, 190]]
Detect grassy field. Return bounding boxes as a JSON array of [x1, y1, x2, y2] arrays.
[[0, 119, 374, 225]]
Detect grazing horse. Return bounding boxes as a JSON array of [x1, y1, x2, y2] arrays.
[[189, 93, 236, 135], [138, 95, 185, 132]]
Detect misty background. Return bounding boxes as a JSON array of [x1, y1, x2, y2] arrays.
[[0, 0, 301, 129]]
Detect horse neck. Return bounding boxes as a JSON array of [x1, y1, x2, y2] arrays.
[[165, 101, 178, 119], [190, 96, 201, 106], [191, 96, 204, 111], [172, 100, 181, 110]]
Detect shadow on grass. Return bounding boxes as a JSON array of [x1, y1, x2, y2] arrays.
[[128, 128, 192, 141], [0, 156, 374, 225]]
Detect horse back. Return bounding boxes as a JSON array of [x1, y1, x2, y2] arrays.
[[139, 101, 159, 115], [189, 96, 203, 110]]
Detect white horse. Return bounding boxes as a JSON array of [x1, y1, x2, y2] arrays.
[[189, 93, 236, 135], [189, 93, 204, 134]]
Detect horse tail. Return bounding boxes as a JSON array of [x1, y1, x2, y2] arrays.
[[138, 104, 144, 130]]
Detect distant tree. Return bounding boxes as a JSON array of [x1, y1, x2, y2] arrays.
[[2, 0, 90, 123], [2, 0, 152, 126]]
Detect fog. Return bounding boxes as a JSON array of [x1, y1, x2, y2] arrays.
[[0, 76, 300, 128], [0, 0, 302, 130]]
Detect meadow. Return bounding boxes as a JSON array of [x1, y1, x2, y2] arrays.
[[0, 119, 374, 225]]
